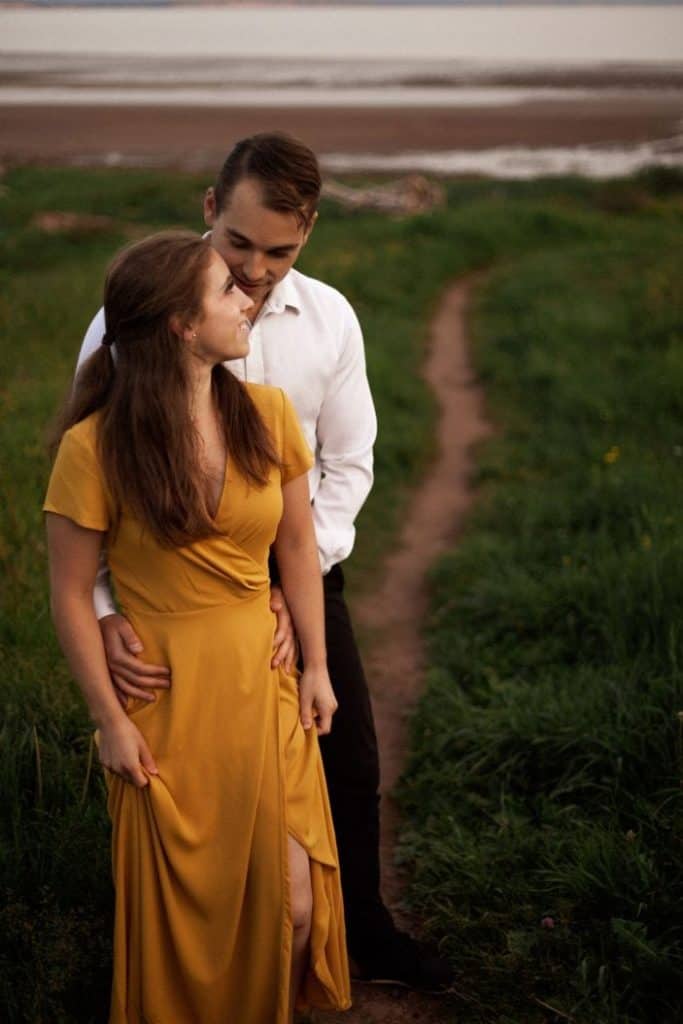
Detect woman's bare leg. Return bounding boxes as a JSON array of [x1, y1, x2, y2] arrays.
[[287, 833, 313, 1021]]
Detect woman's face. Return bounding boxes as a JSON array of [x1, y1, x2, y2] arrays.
[[190, 249, 253, 365]]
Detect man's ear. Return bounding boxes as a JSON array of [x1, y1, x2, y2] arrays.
[[301, 210, 319, 247], [203, 187, 217, 228]]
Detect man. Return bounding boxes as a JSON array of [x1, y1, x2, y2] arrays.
[[78, 132, 451, 990]]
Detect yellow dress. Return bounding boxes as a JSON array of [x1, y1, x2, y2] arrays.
[[44, 384, 351, 1024]]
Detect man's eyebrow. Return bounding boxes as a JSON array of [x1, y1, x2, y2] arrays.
[[225, 227, 298, 253], [225, 227, 250, 243]]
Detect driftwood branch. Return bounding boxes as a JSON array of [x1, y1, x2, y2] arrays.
[[322, 175, 445, 215]]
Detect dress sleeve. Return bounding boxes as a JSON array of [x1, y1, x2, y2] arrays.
[[43, 425, 110, 531], [279, 389, 314, 485]]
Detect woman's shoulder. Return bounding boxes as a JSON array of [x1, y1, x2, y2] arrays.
[[243, 382, 286, 418], [45, 411, 109, 528], [55, 412, 104, 471], [60, 411, 102, 452]]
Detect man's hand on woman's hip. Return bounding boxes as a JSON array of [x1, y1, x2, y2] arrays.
[[270, 585, 298, 672], [100, 613, 171, 706], [100, 598, 297, 706]]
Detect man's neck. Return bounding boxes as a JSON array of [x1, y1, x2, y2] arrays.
[[248, 281, 278, 324], [248, 270, 291, 324], [248, 295, 268, 324]]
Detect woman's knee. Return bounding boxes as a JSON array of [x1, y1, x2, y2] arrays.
[[288, 835, 312, 933], [291, 881, 312, 933]]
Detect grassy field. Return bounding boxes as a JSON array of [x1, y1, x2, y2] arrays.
[[1, 166, 682, 1021], [400, 187, 683, 1022]]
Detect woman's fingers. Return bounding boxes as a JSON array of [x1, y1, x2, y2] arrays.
[[298, 675, 314, 731], [314, 697, 338, 736], [298, 668, 338, 735], [137, 735, 159, 778], [103, 758, 149, 788], [99, 720, 158, 789], [126, 764, 150, 788]]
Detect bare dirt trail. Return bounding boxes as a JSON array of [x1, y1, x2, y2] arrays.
[[312, 278, 492, 1024]]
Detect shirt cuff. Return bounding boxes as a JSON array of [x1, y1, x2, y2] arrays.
[[93, 585, 117, 621], [317, 529, 355, 576]]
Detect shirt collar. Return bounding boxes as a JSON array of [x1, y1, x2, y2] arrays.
[[262, 271, 302, 317]]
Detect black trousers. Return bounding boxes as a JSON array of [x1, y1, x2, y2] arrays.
[[318, 564, 395, 959]]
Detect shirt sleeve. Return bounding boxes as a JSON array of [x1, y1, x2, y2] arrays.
[[92, 559, 118, 619], [77, 307, 107, 372], [43, 425, 110, 532], [279, 389, 314, 485], [312, 300, 377, 574], [75, 311, 119, 617]]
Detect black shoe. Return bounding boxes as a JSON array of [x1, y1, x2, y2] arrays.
[[351, 928, 455, 993]]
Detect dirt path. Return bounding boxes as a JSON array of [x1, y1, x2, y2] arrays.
[[313, 278, 491, 1024]]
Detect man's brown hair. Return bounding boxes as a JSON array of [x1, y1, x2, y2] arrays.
[[213, 132, 321, 227], [52, 231, 279, 547]]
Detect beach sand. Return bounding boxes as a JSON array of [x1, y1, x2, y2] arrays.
[[2, 92, 681, 172]]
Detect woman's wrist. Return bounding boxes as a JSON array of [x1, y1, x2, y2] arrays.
[[300, 653, 328, 672], [91, 701, 127, 730]]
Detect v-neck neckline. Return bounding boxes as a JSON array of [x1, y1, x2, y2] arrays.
[[208, 458, 230, 522]]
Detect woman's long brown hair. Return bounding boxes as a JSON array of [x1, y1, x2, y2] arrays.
[[52, 230, 279, 547]]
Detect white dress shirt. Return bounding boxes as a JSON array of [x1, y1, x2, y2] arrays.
[[78, 268, 377, 618]]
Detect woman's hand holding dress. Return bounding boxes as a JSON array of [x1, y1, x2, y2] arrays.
[[98, 714, 159, 789], [298, 665, 338, 735], [44, 511, 159, 789], [274, 465, 338, 736]]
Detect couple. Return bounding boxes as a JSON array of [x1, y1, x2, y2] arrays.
[[45, 133, 450, 1023]]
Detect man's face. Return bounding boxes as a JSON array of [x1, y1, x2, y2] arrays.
[[204, 177, 316, 314]]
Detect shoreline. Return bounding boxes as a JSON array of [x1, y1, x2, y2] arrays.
[[2, 54, 683, 91]]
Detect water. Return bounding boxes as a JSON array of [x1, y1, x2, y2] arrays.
[[2, 6, 682, 61], [322, 142, 683, 179]]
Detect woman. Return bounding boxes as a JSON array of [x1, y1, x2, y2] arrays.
[[44, 231, 351, 1023]]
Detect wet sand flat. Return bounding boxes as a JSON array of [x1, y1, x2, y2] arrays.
[[2, 92, 681, 171]]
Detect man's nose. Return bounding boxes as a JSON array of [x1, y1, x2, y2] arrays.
[[242, 251, 266, 282]]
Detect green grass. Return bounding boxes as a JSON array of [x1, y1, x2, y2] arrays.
[[1, 165, 682, 1021], [399, 211, 683, 1023]]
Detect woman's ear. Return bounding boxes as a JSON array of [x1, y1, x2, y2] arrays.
[[169, 314, 195, 344]]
